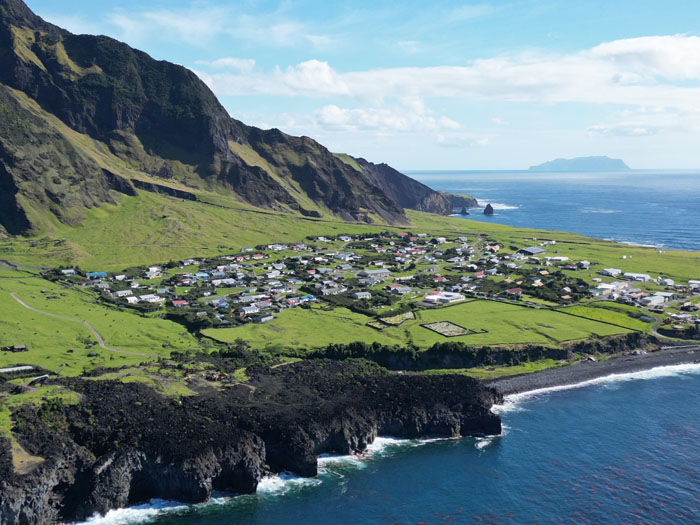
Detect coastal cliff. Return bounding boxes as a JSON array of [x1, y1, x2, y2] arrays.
[[0, 361, 501, 524]]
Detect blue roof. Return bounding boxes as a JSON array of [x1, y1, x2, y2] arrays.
[[87, 272, 107, 278]]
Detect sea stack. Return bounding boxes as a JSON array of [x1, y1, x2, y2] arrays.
[[460, 207, 469, 215], [484, 204, 495, 215]]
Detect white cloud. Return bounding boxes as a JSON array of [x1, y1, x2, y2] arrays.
[[196, 58, 256, 73], [588, 35, 700, 81], [314, 99, 460, 133], [109, 7, 229, 46], [107, 7, 332, 49], [196, 34, 700, 113], [587, 107, 700, 137]]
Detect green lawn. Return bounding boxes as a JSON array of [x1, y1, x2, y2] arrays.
[[558, 304, 651, 332], [203, 306, 401, 351], [0, 269, 199, 375], [408, 300, 631, 346], [423, 358, 565, 379], [204, 299, 634, 351]]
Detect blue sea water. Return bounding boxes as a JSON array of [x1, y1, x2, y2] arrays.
[[82, 171, 700, 524], [85, 366, 700, 524], [408, 170, 700, 251]]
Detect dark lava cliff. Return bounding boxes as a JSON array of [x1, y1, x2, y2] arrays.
[[0, 0, 457, 235], [0, 361, 501, 524]]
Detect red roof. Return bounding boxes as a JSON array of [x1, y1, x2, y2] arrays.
[[506, 287, 523, 294]]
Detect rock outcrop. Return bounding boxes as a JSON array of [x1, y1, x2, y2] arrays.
[[443, 192, 479, 210], [484, 203, 494, 215], [0, 361, 501, 524]]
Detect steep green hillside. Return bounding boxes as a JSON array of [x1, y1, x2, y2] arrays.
[[0, 0, 457, 238]]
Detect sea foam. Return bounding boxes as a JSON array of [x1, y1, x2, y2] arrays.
[[79, 499, 188, 525], [476, 199, 519, 210], [492, 362, 700, 414]]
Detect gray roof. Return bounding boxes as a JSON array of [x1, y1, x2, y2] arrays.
[[520, 246, 545, 255]]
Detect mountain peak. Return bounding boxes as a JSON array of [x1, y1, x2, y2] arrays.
[[0, 0, 455, 236], [0, 0, 49, 29]]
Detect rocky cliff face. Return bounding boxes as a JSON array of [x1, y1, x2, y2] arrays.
[[356, 159, 453, 215], [0, 0, 475, 234], [0, 361, 501, 524], [444, 192, 479, 210]]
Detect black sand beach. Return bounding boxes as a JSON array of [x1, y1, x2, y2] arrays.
[[486, 345, 700, 396]]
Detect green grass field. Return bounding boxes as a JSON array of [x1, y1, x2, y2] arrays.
[[423, 358, 565, 379], [204, 299, 634, 351], [0, 269, 199, 375], [2, 192, 699, 284], [558, 303, 652, 332]]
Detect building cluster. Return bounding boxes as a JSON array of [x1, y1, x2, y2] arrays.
[[51, 232, 699, 331]]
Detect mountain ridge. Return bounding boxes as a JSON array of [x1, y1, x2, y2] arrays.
[[0, 0, 459, 237]]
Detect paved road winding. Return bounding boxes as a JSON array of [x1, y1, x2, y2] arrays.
[[9, 292, 155, 358]]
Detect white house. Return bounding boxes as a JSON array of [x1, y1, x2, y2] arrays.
[[423, 291, 465, 304], [599, 268, 622, 277], [654, 291, 677, 301], [139, 294, 165, 304], [641, 295, 665, 306], [624, 272, 653, 282]]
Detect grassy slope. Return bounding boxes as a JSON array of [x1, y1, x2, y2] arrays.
[[3, 196, 699, 281], [2, 86, 698, 279], [0, 268, 199, 375], [203, 299, 632, 351]]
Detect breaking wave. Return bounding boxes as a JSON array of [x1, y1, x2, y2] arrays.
[[80, 499, 188, 525], [476, 199, 519, 210], [77, 436, 471, 524], [492, 363, 700, 415]]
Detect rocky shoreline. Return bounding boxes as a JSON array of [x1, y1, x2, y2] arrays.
[[486, 344, 700, 395], [0, 361, 501, 524]]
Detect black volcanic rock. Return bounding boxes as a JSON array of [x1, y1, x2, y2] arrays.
[[0, 361, 501, 523], [484, 203, 494, 215]]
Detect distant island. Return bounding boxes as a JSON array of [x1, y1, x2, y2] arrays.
[[529, 156, 630, 172]]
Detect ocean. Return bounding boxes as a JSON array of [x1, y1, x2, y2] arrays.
[[408, 170, 700, 251], [81, 170, 700, 524], [84, 366, 700, 524]]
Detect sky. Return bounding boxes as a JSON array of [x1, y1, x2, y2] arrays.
[[23, 0, 700, 170]]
